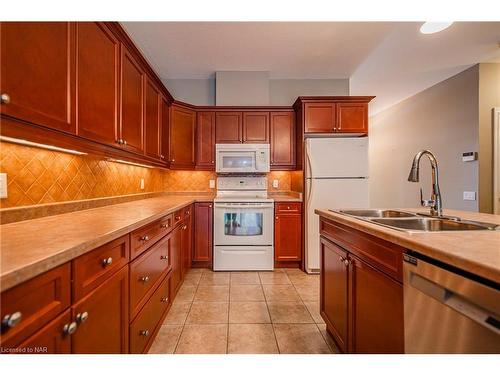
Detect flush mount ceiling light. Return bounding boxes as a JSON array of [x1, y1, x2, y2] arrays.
[[420, 22, 453, 34]]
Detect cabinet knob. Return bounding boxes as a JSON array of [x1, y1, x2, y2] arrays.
[[1, 93, 11, 104], [160, 223, 169, 229], [287, 206, 291, 210], [116, 139, 122, 145], [160, 255, 168, 261], [2, 311, 22, 328], [76, 311, 89, 324], [160, 297, 168, 303], [140, 276, 150, 283], [160, 155, 165, 159], [209, 204, 212, 208], [140, 330, 150, 337], [275, 216, 279, 220], [102, 257, 113, 267], [175, 216, 181, 221], [63, 322, 78, 335], [171, 159, 175, 162], [123, 139, 127, 145], [183, 224, 187, 230], [141, 235, 149, 242]]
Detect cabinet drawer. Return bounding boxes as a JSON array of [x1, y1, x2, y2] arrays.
[[173, 208, 184, 226], [183, 204, 192, 218], [320, 218, 403, 282], [72, 235, 130, 301], [0, 263, 71, 348], [16, 310, 72, 354], [131, 214, 173, 259], [275, 202, 302, 213], [130, 272, 171, 353], [130, 234, 171, 319]]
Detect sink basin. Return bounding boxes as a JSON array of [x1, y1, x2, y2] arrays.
[[371, 218, 496, 232], [335, 209, 417, 218]]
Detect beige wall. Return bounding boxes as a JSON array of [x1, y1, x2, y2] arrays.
[[164, 78, 216, 105], [369, 65, 480, 211], [216, 71, 270, 105], [478, 63, 500, 213]]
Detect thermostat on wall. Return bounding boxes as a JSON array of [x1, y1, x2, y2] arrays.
[[462, 152, 477, 162]]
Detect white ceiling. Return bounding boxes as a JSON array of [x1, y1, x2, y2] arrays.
[[122, 22, 500, 112]]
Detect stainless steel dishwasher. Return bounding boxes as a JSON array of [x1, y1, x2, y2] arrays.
[[403, 252, 500, 353]]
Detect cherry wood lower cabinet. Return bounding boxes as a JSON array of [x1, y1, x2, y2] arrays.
[[274, 202, 302, 267], [170, 224, 183, 297], [193, 202, 213, 268], [319, 217, 404, 353]]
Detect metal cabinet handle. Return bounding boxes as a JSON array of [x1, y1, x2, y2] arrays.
[[141, 235, 149, 242], [186, 210, 190, 215], [76, 311, 89, 324], [182, 224, 187, 230], [140, 330, 150, 337], [209, 204, 212, 208], [160, 223, 169, 229], [160, 297, 168, 303], [175, 216, 181, 221], [63, 322, 78, 335], [102, 257, 113, 267], [287, 206, 291, 210], [140, 276, 150, 283], [344, 259, 350, 267], [116, 139, 122, 145], [1, 93, 11, 104], [2, 311, 22, 328], [275, 216, 279, 220], [171, 159, 175, 162], [160, 255, 168, 261], [211, 161, 214, 164], [160, 155, 164, 159], [123, 140, 127, 145]]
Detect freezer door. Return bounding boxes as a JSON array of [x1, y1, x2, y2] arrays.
[[305, 178, 369, 273], [305, 137, 368, 178]]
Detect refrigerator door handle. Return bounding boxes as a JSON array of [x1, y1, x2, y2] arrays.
[[305, 139, 313, 179]]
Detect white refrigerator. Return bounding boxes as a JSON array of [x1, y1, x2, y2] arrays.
[[305, 137, 369, 273]]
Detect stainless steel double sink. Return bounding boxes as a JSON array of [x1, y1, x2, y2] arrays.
[[331, 209, 499, 232]]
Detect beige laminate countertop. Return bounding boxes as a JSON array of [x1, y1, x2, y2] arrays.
[[0, 194, 214, 292], [269, 193, 303, 202], [315, 208, 500, 284]]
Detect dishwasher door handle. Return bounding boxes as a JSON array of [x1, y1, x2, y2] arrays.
[[410, 272, 500, 335]]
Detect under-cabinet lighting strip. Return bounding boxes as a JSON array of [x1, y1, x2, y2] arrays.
[[106, 158, 154, 169], [0, 135, 88, 155]]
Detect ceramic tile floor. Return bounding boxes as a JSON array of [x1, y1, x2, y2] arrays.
[[148, 268, 340, 354]]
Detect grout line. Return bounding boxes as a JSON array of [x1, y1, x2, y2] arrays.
[[260, 271, 281, 354]]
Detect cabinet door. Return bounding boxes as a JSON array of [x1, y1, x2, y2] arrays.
[[0, 22, 75, 133], [349, 255, 404, 353], [275, 213, 301, 262], [160, 98, 170, 163], [270, 111, 295, 169], [320, 237, 348, 352], [336, 103, 368, 134], [170, 225, 183, 296], [170, 105, 196, 168], [71, 266, 129, 354], [196, 111, 215, 169], [242, 112, 269, 143], [76, 22, 120, 146], [304, 102, 336, 133], [215, 112, 242, 143], [144, 78, 161, 158], [16, 310, 71, 354], [120, 46, 144, 154], [193, 203, 213, 264], [181, 215, 192, 278]]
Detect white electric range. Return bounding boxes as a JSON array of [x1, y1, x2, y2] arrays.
[[213, 176, 274, 271]]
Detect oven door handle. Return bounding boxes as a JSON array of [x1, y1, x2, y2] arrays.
[[214, 203, 274, 209]]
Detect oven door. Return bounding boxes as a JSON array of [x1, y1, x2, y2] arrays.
[[214, 202, 274, 246], [216, 151, 258, 173]]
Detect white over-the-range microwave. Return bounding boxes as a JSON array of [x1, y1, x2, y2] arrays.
[[215, 143, 270, 173]]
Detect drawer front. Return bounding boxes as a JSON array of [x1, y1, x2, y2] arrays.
[[16, 310, 72, 354], [173, 209, 184, 226], [183, 204, 192, 218], [275, 202, 302, 214], [130, 272, 171, 354], [131, 214, 173, 259], [320, 218, 403, 282], [130, 234, 171, 318], [72, 235, 130, 301], [0, 263, 71, 348]]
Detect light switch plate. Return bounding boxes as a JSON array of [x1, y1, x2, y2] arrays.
[[209, 179, 215, 189], [272, 179, 279, 189], [0, 173, 7, 198], [140, 178, 145, 190], [463, 191, 476, 201]]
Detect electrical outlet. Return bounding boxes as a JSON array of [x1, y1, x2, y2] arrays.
[[140, 178, 145, 190], [0, 173, 7, 198], [272, 179, 279, 189], [209, 179, 215, 189], [463, 191, 476, 201]]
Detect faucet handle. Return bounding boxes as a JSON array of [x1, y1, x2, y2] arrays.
[[420, 188, 435, 207]]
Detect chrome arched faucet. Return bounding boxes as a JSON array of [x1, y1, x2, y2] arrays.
[[408, 150, 443, 217]]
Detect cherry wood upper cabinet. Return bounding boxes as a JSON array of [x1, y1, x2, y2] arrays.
[[119, 45, 144, 154], [196, 111, 216, 169], [170, 104, 196, 169], [242, 112, 269, 143], [0, 22, 76, 133], [160, 98, 170, 164], [304, 102, 336, 133], [215, 112, 242, 143], [71, 266, 129, 354], [76, 22, 120, 146], [320, 237, 349, 353], [193, 202, 213, 267], [336, 103, 368, 134], [270, 111, 295, 170], [349, 255, 404, 353], [144, 79, 161, 159]]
